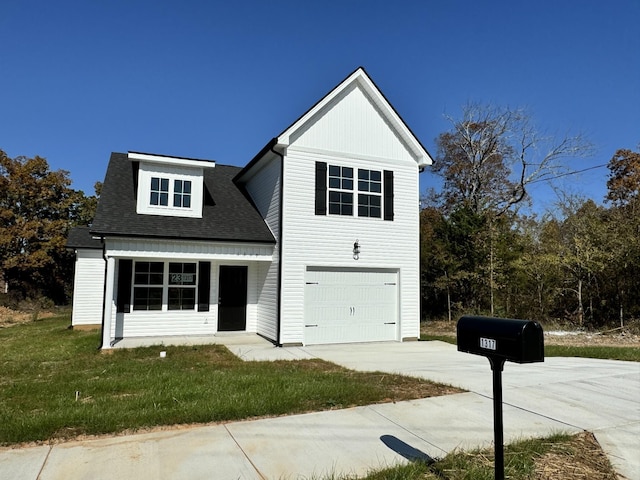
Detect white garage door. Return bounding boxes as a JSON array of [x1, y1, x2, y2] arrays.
[[304, 268, 398, 345]]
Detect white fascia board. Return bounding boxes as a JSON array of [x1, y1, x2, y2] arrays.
[[277, 68, 433, 167], [128, 152, 216, 169]]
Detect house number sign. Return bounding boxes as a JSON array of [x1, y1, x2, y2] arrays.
[[480, 337, 497, 351], [171, 273, 194, 284]]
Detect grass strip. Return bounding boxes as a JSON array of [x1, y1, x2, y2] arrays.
[[0, 316, 461, 445], [421, 335, 640, 362], [348, 431, 617, 479]]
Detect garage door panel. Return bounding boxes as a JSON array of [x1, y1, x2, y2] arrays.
[[304, 268, 398, 345]]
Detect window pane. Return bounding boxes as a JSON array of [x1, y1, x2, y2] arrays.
[[151, 177, 159, 190], [150, 262, 163, 273], [342, 167, 353, 178], [169, 263, 196, 285], [342, 179, 353, 190], [133, 287, 163, 310], [371, 207, 381, 218], [343, 204, 353, 216], [329, 203, 340, 215], [183, 195, 191, 208], [174, 180, 183, 194], [358, 180, 369, 192], [150, 192, 159, 205], [168, 287, 196, 310], [159, 193, 168, 206], [371, 171, 381, 181], [371, 183, 382, 193], [329, 165, 340, 176], [183, 181, 191, 194], [174, 194, 181, 207], [329, 178, 340, 189], [358, 170, 368, 180], [160, 178, 169, 191]]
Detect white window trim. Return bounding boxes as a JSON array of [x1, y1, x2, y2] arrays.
[[131, 260, 199, 312], [136, 162, 204, 218]]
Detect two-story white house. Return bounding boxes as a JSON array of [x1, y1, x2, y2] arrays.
[[67, 67, 433, 348]]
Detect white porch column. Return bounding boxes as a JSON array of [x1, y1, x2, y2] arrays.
[[102, 256, 116, 349]]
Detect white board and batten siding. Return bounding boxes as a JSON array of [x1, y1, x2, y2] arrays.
[[71, 249, 105, 327], [278, 81, 422, 345]]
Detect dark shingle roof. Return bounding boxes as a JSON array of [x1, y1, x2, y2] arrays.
[[91, 153, 275, 243], [66, 226, 103, 249]]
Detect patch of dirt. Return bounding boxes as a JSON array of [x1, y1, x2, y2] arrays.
[[534, 431, 618, 479], [422, 320, 640, 348], [0, 306, 55, 327]]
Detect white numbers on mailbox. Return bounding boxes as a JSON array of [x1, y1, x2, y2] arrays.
[[480, 337, 497, 351]]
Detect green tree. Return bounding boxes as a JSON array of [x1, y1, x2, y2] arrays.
[[0, 150, 98, 303], [604, 147, 640, 326]]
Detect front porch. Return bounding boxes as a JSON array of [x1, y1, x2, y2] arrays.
[[110, 332, 273, 349]]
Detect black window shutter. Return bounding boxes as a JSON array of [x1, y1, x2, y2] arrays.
[[315, 162, 327, 215], [198, 261, 211, 312], [116, 259, 132, 313], [384, 170, 394, 221]]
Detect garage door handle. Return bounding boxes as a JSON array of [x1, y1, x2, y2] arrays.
[[305, 324, 318, 328], [384, 322, 396, 325]]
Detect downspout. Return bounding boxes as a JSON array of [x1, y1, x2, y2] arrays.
[[270, 142, 285, 347]]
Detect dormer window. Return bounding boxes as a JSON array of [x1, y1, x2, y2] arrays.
[[130, 152, 213, 219], [173, 180, 191, 208], [150, 177, 170, 206]]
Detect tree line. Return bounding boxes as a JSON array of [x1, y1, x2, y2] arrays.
[[0, 150, 99, 306], [421, 104, 639, 328]]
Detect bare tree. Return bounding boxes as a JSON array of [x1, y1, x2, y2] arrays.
[[433, 103, 593, 217], [430, 103, 592, 313]]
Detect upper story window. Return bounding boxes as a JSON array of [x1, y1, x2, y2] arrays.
[[133, 157, 206, 218], [150, 177, 169, 206], [328, 165, 353, 216], [358, 169, 382, 218], [173, 180, 192, 208], [149, 178, 192, 208], [315, 161, 394, 221]]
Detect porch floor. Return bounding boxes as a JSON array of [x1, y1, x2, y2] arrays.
[[111, 332, 273, 349]]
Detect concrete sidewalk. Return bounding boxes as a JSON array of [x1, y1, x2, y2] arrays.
[[1, 339, 639, 479]]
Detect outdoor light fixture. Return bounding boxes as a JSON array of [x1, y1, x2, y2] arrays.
[[353, 240, 360, 260]]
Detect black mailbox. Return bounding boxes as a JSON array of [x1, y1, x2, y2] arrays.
[[457, 315, 544, 363]]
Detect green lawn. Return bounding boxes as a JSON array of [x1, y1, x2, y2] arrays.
[[421, 334, 640, 362], [0, 316, 460, 445]]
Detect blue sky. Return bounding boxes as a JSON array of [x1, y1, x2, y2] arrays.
[[1, 0, 638, 213]]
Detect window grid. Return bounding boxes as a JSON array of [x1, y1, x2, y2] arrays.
[[131, 262, 198, 311], [150, 177, 169, 206], [358, 194, 382, 218], [133, 261, 164, 311], [357, 169, 382, 218], [328, 165, 353, 216], [173, 180, 192, 208]]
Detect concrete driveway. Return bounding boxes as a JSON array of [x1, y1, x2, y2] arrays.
[[1, 338, 639, 479], [231, 338, 640, 479]]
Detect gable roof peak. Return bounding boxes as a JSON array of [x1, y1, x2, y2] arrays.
[[275, 67, 432, 167]]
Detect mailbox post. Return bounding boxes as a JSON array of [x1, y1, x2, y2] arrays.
[[457, 316, 544, 480]]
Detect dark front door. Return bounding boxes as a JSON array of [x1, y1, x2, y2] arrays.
[[218, 266, 247, 331]]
